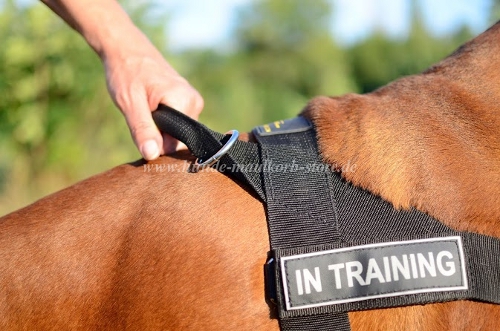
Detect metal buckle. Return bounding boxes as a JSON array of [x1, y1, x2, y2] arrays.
[[191, 130, 239, 172]]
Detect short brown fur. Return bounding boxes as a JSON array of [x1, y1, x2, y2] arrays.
[[1, 22, 500, 331]]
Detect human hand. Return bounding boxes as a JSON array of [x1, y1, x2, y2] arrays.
[[41, 0, 203, 160], [102, 31, 203, 160]]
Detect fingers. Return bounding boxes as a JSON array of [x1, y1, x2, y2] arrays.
[[152, 79, 204, 153], [130, 115, 162, 161], [103, 41, 204, 159], [153, 79, 204, 120], [118, 90, 163, 160], [114, 77, 204, 158]]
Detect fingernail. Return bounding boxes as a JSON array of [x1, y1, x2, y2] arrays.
[[141, 140, 160, 160]]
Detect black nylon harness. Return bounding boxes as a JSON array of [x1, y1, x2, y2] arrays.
[[152, 105, 500, 330]]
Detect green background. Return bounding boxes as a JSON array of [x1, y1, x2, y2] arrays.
[[0, 0, 497, 215]]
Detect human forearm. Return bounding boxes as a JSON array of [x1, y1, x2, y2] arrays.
[[40, 0, 143, 58]]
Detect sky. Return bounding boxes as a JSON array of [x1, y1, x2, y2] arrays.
[[14, 0, 493, 50], [161, 0, 493, 51]]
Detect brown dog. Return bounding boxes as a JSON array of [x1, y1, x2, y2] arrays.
[[1, 22, 500, 331]]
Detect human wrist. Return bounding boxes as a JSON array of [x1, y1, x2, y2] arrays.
[[82, 10, 138, 59]]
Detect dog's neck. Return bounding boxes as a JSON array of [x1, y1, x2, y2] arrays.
[[302, 22, 500, 236]]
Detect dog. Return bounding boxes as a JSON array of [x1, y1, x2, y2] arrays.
[[0, 22, 499, 331]]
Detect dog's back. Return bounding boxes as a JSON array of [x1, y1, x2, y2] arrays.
[[1, 22, 500, 331]]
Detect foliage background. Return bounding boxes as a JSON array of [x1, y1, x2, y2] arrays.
[[0, 0, 497, 215]]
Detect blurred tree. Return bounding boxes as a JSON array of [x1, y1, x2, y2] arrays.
[[0, 0, 166, 214], [347, 0, 474, 93], [182, 0, 356, 132], [491, 0, 500, 23]]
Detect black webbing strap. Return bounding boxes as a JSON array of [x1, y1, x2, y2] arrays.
[[252, 120, 351, 330], [279, 314, 351, 331], [152, 105, 265, 200], [463, 232, 500, 304], [152, 106, 349, 329]]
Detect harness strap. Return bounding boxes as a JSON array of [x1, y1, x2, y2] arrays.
[[253, 119, 351, 330], [153, 106, 349, 330], [152, 105, 265, 200]]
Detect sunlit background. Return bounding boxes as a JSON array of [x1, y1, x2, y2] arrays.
[[0, 0, 498, 215]]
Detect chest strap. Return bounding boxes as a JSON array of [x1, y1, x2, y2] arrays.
[[253, 118, 351, 330], [153, 106, 500, 330], [154, 105, 349, 329]]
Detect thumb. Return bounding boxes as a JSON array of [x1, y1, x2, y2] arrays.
[[124, 100, 163, 161]]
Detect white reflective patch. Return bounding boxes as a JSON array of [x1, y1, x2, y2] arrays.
[[281, 236, 468, 310]]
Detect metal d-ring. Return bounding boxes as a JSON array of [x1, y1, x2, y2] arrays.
[[191, 130, 239, 172]]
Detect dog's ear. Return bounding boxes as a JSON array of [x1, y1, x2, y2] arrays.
[[301, 94, 372, 174], [302, 85, 500, 239], [301, 95, 348, 165], [301, 95, 338, 120]]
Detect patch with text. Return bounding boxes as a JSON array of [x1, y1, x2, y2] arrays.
[[281, 236, 468, 310]]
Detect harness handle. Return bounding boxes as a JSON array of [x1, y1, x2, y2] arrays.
[[152, 105, 265, 200]]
